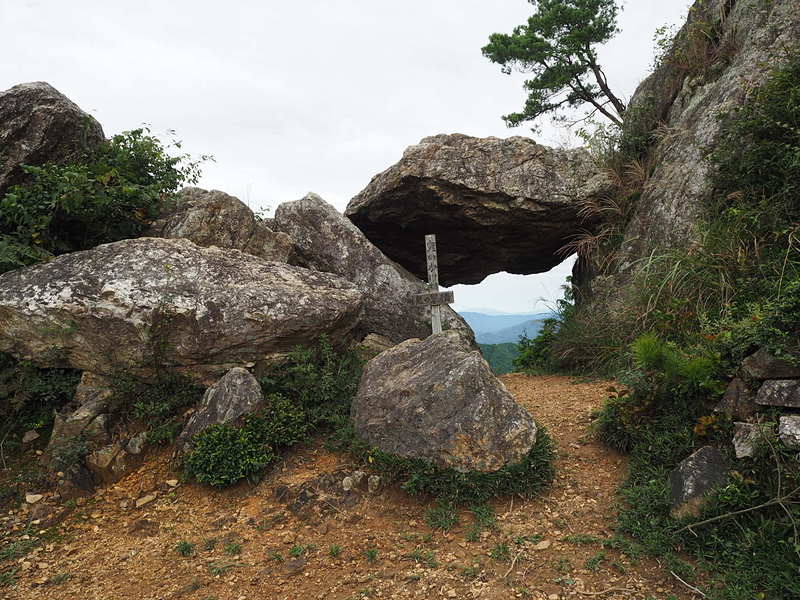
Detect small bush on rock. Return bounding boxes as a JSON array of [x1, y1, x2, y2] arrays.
[[0, 128, 207, 275]]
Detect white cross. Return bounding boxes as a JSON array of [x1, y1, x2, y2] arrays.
[[415, 234, 454, 335]]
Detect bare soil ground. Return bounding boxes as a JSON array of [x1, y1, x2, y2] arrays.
[[4, 375, 693, 600]]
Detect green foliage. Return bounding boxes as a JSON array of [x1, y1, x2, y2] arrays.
[[182, 423, 275, 488], [175, 540, 195, 557], [488, 542, 510, 562], [424, 499, 460, 532], [482, 0, 625, 128], [183, 336, 362, 487], [260, 335, 362, 430], [478, 342, 519, 375], [0, 352, 80, 453], [513, 319, 559, 374], [223, 542, 241, 556], [363, 549, 378, 563], [0, 128, 207, 274], [466, 503, 496, 542], [328, 544, 342, 558], [592, 335, 800, 598], [336, 425, 556, 506], [111, 372, 203, 445]]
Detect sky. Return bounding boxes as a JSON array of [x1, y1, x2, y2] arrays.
[[1, 0, 691, 314]]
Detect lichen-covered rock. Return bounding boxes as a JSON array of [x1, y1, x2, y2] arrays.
[[619, 1, 800, 256], [714, 378, 756, 421], [346, 134, 610, 286], [742, 349, 800, 379], [779, 416, 800, 449], [732, 422, 771, 459], [0, 82, 105, 196], [176, 368, 265, 449], [756, 380, 800, 409], [350, 331, 537, 472], [43, 372, 113, 469], [85, 442, 131, 484], [149, 187, 293, 262], [0, 237, 363, 383], [274, 193, 473, 343], [669, 446, 730, 519]]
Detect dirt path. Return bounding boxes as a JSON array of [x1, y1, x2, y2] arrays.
[[6, 375, 692, 600]]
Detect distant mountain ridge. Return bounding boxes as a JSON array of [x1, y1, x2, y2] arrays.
[[460, 311, 549, 344]]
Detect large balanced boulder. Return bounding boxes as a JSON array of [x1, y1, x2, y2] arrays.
[[0, 237, 363, 382], [0, 82, 105, 196], [345, 134, 610, 286], [149, 187, 293, 262], [350, 331, 537, 472], [176, 367, 265, 449], [274, 193, 473, 344]]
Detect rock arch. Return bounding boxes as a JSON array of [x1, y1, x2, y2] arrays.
[[345, 134, 610, 287]]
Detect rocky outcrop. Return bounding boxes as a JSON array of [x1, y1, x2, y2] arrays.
[[345, 134, 610, 286], [779, 416, 800, 449], [350, 331, 537, 472], [732, 422, 771, 459], [274, 193, 473, 344], [149, 187, 293, 262], [742, 349, 800, 380], [756, 380, 800, 409], [0, 237, 363, 383], [176, 368, 265, 449], [43, 372, 113, 468], [714, 378, 755, 421], [669, 446, 730, 519], [589, 0, 800, 284], [0, 82, 104, 196]]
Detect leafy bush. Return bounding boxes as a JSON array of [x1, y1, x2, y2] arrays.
[[182, 423, 275, 488], [260, 335, 362, 429], [332, 424, 556, 506], [0, 352, 80, 452], [111, 372, 203, 444], [183, 337, 361, 487], [0, 128, 206, 274]]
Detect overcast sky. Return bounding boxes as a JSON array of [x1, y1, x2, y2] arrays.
[[2, 0, 690, 314]]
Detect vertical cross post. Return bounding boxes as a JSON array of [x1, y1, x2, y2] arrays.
[[425, 234, 442, 334]]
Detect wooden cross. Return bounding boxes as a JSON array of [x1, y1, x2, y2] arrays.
[[415, 234, 454, 335]]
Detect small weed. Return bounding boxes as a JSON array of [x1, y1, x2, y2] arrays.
[[44, 572, 70, 585], [610, 560, 627, 574], [329, 544, 342, 558], [461, 565, 480, 579], [405, 548, 438, 568], [207, 561, 235, 576], [363, 548, 378, 563], [563, 533, 599, 545], [0, 568, 18, 587], [585, 551, 606, 572], [425, 499, 459, 532], [175, 540, 195, 557], [267, 550, 284, 563], [466, 503, 495, 542], [223, 541, 241, 556], [488, 543, 510, 562], [175, 578, 203, 595], [554, 557, 572, 574], [202, 537, 218, 551]]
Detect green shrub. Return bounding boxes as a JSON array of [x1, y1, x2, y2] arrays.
[[246, 393, 309, 449], [111, 372, 203, 445], [182, 423, 275, 488], [0, 352, 80, 452], [260, 334, 362, 430], [333, 425, 556, 506], [0, 128, 206, 275]]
